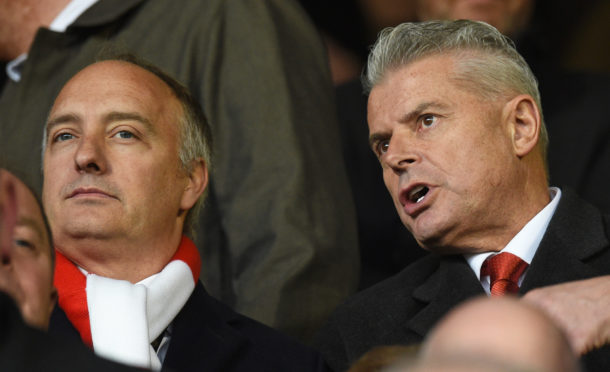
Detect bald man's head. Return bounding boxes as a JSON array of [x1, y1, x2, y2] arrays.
[[420, 296, 580, 372]]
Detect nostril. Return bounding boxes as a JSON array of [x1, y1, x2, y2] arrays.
[[86, 162, 100, 171], [1, 253, 10, 265]]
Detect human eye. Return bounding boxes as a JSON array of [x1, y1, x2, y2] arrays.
[[372, 138, 390, 158], [13, 226, 42, 254], [377, 140, 390, 155], [113, 130, 135, 139], [420, 114, 438, 129], [14, 238, 35, 250], [53, 132, 75, 142]]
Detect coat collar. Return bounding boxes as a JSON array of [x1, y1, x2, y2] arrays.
[[521, 188, 609, 291], [162, 282, 249, 371], [70, 0, 145, 29], [407, 255, 484, 338]]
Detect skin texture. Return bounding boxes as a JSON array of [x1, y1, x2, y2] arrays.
[[0, 169, 55, 330], [416, 0, 533, 36], [524, 276, 610, 355], [420, 296, 580, 372], [367, 53, 548, 254], [42, 61, 207, 284]]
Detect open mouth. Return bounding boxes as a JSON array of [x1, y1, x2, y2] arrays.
[[408, 185, 429, 203]]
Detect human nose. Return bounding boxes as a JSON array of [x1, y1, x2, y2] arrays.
[[384, 135, 420, 175], [74, 135, 107, 174]]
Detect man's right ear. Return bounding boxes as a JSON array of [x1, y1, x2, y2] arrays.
[[180, 158, 208, 211]]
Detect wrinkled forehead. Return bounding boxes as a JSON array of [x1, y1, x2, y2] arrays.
[[48, 60, 183, 136]]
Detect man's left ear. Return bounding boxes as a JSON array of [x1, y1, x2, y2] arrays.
[[504, 94, 541, 157], [180, 158, 208, 210]]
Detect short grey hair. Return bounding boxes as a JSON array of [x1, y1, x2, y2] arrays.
[[365, 20, 548, 162], [42, 54, 213, 237]]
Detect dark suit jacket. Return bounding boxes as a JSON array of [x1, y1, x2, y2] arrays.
[[315, 190, 610, 372], [50, 282, 330, 372], [0, 293, 136, 372]]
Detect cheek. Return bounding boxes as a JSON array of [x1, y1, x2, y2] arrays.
[[382, 169, 399, 199], [16, 256, 53, 297]]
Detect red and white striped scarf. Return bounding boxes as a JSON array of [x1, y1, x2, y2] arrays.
[[54, 236, 201, 370]]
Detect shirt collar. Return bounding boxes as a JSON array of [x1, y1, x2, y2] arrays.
[[465, 187, 561, 281], [5, 0, 99, 82]]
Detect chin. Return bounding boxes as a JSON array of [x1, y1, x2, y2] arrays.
[[62, 220, 119, 240]]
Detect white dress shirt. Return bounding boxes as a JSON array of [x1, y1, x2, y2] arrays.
[[6, 0, 99, 82], [465, 187, 561, 295]]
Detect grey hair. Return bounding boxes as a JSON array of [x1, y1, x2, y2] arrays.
[[41, 54, 213, 237], [365, 20, 548, 163]]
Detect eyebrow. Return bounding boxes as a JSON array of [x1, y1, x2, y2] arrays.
[[46, 113, 81, 137], [397, 101, 450, 124], [104, 111, 156, 135]]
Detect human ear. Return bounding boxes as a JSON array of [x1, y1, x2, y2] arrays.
[[180, 158, 208, 210], [505, 95, 541, 157]]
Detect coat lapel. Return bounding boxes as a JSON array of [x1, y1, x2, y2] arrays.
[[407, 255, 485, 338], [521, 189, 610, 292], [162, 283, 249, 371]]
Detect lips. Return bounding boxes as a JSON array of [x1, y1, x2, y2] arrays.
[[399, 183, 433, 216], [67, 187, 116, 200]]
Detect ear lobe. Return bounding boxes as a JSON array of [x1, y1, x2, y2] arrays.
[[180, 158, 208, 211], [506, 95, 541, 157]]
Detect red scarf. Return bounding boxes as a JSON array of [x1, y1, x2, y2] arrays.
[[54, 236, 201, 348]]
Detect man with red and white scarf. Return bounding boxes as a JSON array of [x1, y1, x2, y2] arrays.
[[41, 55, 328, 372]]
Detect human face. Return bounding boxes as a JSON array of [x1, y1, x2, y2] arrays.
[[0, 169, 55, 330], [417, 0, 532, 36], [43, 61, 194, 267], [368, 54, 520, 253]]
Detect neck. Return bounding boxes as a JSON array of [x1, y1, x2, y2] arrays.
[[428, 160, 551, 255], [478, 178, 551, 254], [55, 231, 184, 283], [0, 0, 71, 60]]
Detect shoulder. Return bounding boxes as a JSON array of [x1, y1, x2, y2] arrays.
[[314, 254, 440, 371], [168, 283, 328, 372]]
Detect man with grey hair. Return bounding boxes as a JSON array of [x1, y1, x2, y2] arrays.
[[43, 57, 328, 371], [315, 20, 610, 372]]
